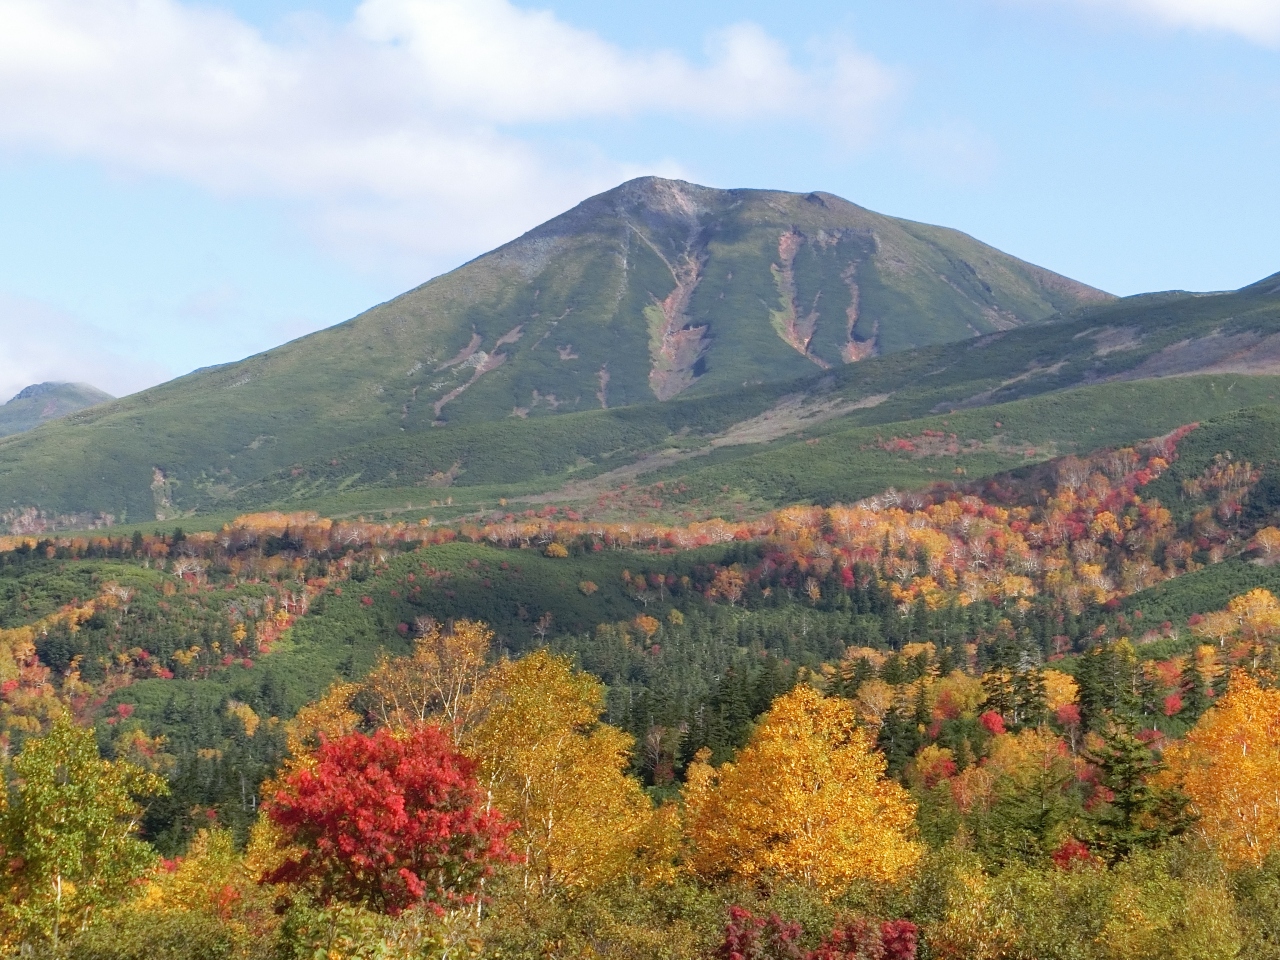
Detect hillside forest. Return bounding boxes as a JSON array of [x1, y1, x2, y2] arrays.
[[7, 416, 1280, 959]]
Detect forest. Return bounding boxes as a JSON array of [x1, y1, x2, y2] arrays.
[[4, 420, 1280, 958]]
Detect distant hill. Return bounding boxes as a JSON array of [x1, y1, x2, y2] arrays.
[[0, 382, 113, 438]]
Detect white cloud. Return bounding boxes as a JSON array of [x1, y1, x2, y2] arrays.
[[1032, 0, 1280, 45], [0, 294, 169, 400], [0, 0, 897, 271], [355, 1, 893, 124]]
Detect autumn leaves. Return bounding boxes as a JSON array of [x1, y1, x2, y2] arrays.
[[268, 622, 921, 910], [685, 687, 920, 892], [1163, 673, 1280, 869], [262, 725, 516, 914]]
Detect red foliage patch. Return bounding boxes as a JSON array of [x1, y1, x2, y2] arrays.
[[263, 725, 516, 915], [1051, 838, 1094, 870], [979, 711, 1006, 736]]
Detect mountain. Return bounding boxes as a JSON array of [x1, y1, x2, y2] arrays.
[[0, 178, 1117, 526], [0, 382, 113, 438], [2, 259, 1278, 529], [154, 268, 1280, 521]]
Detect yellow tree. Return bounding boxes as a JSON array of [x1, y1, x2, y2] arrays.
[[279, 682, 360, 775], [683, 685, 920, 895], [1163, 672, 1280, 867], [1227, 588, 1280, 646], [465, 650, 654, 896], [1253, 527, 1280, 560], [1043, 669, 1079, 713], [127, 828, 278, 948], [1193, 589, 1280, 651], [363, 619, 492, 735]]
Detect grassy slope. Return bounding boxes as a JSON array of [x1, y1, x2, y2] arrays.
[[226, 265, 1280, 515], [660, 378, 1280, 507], [0, 179, 1108, 524], [204, 376, 1277, 532]]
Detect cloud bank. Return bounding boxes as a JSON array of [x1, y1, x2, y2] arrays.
[[0, 0, 896, 270], [1039, 0, 1280, 45]]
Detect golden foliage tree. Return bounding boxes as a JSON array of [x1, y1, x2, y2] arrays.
[[279, 681, 360, 776], [364, 619, 492, 735], [1163, 672, 1280, 867], [683, 685, 921, 894], [465, 650, 654, 896]]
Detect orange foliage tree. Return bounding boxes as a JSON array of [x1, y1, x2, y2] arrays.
[[1163, 672, 1280, 867]]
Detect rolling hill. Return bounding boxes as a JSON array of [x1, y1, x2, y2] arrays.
[[0, 382, 112, 438], [0, 177, 1112, 528]]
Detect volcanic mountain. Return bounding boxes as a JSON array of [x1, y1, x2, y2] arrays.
[[0, 177, 1116, 524]]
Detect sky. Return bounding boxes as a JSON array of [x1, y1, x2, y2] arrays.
[[0, 0, 1277, 400]]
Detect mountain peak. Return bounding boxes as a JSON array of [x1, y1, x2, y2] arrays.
[[0, 381, 114, 438], [11, 381, 70, 403], [9, 381, 113, 405]]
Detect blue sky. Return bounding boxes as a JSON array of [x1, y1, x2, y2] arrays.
[[0, 0, 1277, 399]]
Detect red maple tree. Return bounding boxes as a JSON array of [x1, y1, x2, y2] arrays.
[[262, 724, 516, 914]]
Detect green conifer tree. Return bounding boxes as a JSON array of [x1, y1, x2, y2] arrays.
[[1085, 725, 1192, 863]]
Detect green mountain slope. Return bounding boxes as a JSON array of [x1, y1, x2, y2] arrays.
[[0, 382, 113, 438], [3, 263, 1278, 528], [219, 273, 1280, 514], [9, 186, 1280, 531], [226, 376, 1279, 526], [0, 178, 1111, 527]]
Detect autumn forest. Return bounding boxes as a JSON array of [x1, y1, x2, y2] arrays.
[[2, 406, 1280, 960]]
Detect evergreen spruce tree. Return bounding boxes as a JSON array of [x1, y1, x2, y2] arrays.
[[1212, 664, 1232, 701], [913, 684, 931, 733], [911, 600, 930, 641], [1011, 661, 1048, 729], [848, 656, 875, 693], [876, 705, 918, 777], [1179, 656, 1211, 718], [881, 653, 906, 686], [937, 642, 957, 677], [1137, 669, 1164, 726], [1085, 725, 1193, 863]]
